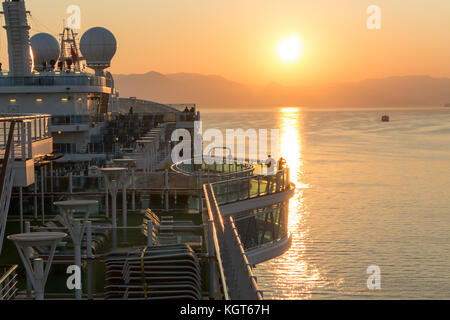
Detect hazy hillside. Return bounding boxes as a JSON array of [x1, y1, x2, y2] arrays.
[[113, 72, 450, 108], [114, 71, 260, 108]]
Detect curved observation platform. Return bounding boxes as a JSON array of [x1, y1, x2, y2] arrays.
[[198, 156, 295, 269], [171, 159, 255, 183]]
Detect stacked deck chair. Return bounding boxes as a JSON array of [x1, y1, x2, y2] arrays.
[[32, 215, 112, 258], [158, 216, 203, 250], [104, 244, 202, 300]]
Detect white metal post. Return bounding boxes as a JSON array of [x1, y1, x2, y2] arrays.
[[40, 166, 45, 224], [19, 187, 23, 233], [27, 121, 32, 158], [24, 221, 32, 298], [33, 258, 45, 300], [74, 219, 82, 300], [69, 172, 73, 197], [38, 117, 42, 140], [110, 181, 118, 249], [122, 171, 127, 243], [20, 122, 26, 160]]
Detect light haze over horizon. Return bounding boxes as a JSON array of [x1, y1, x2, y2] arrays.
[[0, 0, 449, 86]]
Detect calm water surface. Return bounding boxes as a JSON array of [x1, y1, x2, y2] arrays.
[[202, 107, 450, 300]]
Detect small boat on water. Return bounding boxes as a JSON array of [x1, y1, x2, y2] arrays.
[[381, 115, 390, 122]]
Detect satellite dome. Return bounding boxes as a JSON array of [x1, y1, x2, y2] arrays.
[[80, 27, 117, 66], [30, 33, 60, 66]]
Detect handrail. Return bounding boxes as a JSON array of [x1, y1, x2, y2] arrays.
[[0, 264, 18, 285], [210, 168, 291, 207], [203, 184, 230, 300], [211, 167, 289, 187], [0, 113, 51, 120], [0, 74, 111, 88], [204, 183, 263, 300], [228, 216, 262, 299], [0, 114, 52, 154], [0, 265, 19, 300], [0, 121, 16, 254], [0, 121, 15, 196]]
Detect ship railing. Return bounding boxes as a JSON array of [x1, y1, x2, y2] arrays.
[[37, 170, 201, 192], [204, 184, 230, 300], [51, 114, 106, 125], [0, 120, 17, 254], [0, 114, 52, 159], [171, 157, 255, 182], [0, 265, 19, 300], [211, 167, 290, 206], [204, 183, 263, 300], [11, 170, 206, 220], [0, 74, 111, 88]]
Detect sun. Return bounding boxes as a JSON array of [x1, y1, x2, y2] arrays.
[[277, 35, 303, 63]]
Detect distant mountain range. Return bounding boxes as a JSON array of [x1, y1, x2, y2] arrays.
[[113, 72, 450, 108]]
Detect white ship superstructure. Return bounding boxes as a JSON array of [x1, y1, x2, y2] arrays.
[[0, 2, 117, 165]]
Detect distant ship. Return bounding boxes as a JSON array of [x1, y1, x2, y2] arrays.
[[381, 115, 390, 122], [444, 104, 450, 108]]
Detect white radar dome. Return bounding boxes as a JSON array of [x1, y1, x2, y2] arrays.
[[30, 33, 60, 66], [80, 27, 117, 67]]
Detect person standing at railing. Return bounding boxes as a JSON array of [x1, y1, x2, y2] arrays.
[[264, 155, 277, 193], [278, 157, 286, 170], [265, 155, 274, 169]]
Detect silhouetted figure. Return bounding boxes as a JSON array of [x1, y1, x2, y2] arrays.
[[0, 62, 2, 72], [129, 106, 134, 115], [266, 155, 273, 168], [278, 157, 286, 170], [49, 60, 56, 70], [58, 61, 64, 71]]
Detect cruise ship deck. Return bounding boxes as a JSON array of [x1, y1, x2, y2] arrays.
[[0, 0, 295, 301], [0, 119, 295, 300]]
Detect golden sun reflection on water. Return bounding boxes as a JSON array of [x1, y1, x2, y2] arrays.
[[255, 107, 326, 300], [279, 107, 307, 233]]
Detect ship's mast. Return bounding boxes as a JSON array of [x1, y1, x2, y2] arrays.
[[59, 27, 82, 71], [1, 0, 32, 76]]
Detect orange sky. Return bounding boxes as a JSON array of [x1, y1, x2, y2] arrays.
[[1, 0, 450, 86]]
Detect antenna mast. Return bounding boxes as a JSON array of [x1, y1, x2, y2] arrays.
[[59, 26, 82, 71]]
